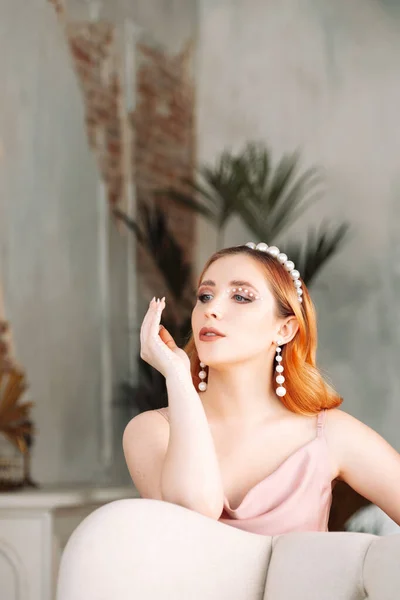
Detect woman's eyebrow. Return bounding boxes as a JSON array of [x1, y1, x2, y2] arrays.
[[198, 279, 260, 294]]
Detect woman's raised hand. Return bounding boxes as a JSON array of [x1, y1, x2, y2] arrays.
[[139, 297, 191, 378]]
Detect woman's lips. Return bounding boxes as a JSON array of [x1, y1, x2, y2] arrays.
[[199, 327, 226, 342], [199, 333, 225, 342]]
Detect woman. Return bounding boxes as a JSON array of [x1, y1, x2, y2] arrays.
[[123, 243, 400, 535]]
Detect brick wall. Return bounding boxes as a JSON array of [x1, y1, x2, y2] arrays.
[[49, 1, 196, 299], [134, 42, 195, 254], [132, 40, 196, 301], [66, 21, 123, 208]]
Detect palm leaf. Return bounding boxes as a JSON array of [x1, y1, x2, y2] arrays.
[[266, 153, 302, 210], [199, 153, 246, 228], [140, 204, 193, 300], [156, 188, 217, 223], [162, 143, 325, 246], [117, 361, 167, 414], [266, 170, 321, 233], [162, 151, 248, 233], [282, 222, 350, 286], [238, 149, 323, 241], [237, 144, 273, 204], [112, 208, 145, 244], [184, 177, 223, 209], [114, 203, 195, 305]]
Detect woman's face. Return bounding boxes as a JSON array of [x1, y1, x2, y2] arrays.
[[191, 254, 281, 367]]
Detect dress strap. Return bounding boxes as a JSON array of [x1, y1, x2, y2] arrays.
[[156, 407, 169, 422], [316, 409, 327, 438]]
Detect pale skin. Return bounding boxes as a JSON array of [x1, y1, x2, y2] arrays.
[[123, 253, 400, 525]]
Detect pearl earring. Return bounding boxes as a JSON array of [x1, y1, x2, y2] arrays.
[[275, 340, 286, 397], [198, 362, 208, 392]]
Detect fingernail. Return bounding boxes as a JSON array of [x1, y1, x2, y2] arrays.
[[156, 298, 160, 304], [151, 296, 155, 303], [161, 296, 165, 302]]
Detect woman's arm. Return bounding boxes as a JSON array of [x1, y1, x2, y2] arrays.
[[326, 409, 400, 526], [160, 368, 225, 519], [124, 297, 224, 520], [123, 371, 225, 521]]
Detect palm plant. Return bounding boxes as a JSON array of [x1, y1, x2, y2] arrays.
[[115, 143, 349, 413], [113, 204, 194, 343], [113, 203, 195, 413], [283, 220, 349, 286], [163, 142, 349, 285]]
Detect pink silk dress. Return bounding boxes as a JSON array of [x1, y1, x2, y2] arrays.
[[156, 407, 333, 536]]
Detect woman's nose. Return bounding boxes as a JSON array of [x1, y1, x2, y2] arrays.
[[204, 301, 223, 320]]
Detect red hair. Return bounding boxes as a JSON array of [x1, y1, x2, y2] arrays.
[[184, 246, 343, 416]]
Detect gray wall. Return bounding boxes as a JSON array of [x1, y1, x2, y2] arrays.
[[0, 0, 108, 484], [2, 0, 398, 485], [0, 0, 198, 486], [196, 0, 400, 448]]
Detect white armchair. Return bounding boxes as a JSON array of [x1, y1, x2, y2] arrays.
[[56, 498, 400, 600]]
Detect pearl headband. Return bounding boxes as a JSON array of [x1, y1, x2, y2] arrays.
[[244, 242, 303, 303]]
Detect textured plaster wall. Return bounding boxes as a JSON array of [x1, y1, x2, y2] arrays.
[[0, 0, 106, 484], [196, 0, 400, 448], [0, 0, 197, 485]]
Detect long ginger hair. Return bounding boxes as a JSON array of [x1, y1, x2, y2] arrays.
[[184, 245, 342, 415]]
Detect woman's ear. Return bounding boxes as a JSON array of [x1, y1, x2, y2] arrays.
[[278, 317, 299, 345]]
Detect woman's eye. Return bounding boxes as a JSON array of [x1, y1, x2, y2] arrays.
[[197, 293, 253, 304], [198, 293, 212, 303], [233, 294, 252, 303]]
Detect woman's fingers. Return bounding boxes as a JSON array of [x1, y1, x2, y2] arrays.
[[139, 296, 188, 375], [140, 297, 156, 347], [150, 297, 165, 337], [158, 325, 178, 351], [141, 297, 165, 348]]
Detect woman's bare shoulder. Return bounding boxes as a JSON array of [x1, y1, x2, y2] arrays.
[[323, 407, 394, 465], [123, 410, 170, 459], [323, 408, 400, 525], [123, 408, 169, 437], [122, 409, 170, 500], [325, 407, 373, 436]]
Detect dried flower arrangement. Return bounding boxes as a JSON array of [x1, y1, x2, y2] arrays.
[[0, 317, 35, 490]]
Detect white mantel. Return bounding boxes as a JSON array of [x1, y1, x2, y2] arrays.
[[0, 483, 139, 600], [0, 484, 137, 510]]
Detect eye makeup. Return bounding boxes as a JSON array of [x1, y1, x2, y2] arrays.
[[226, 286, 261, 300], [199, 279, 260, 294], [197, 285, 263, 302]]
